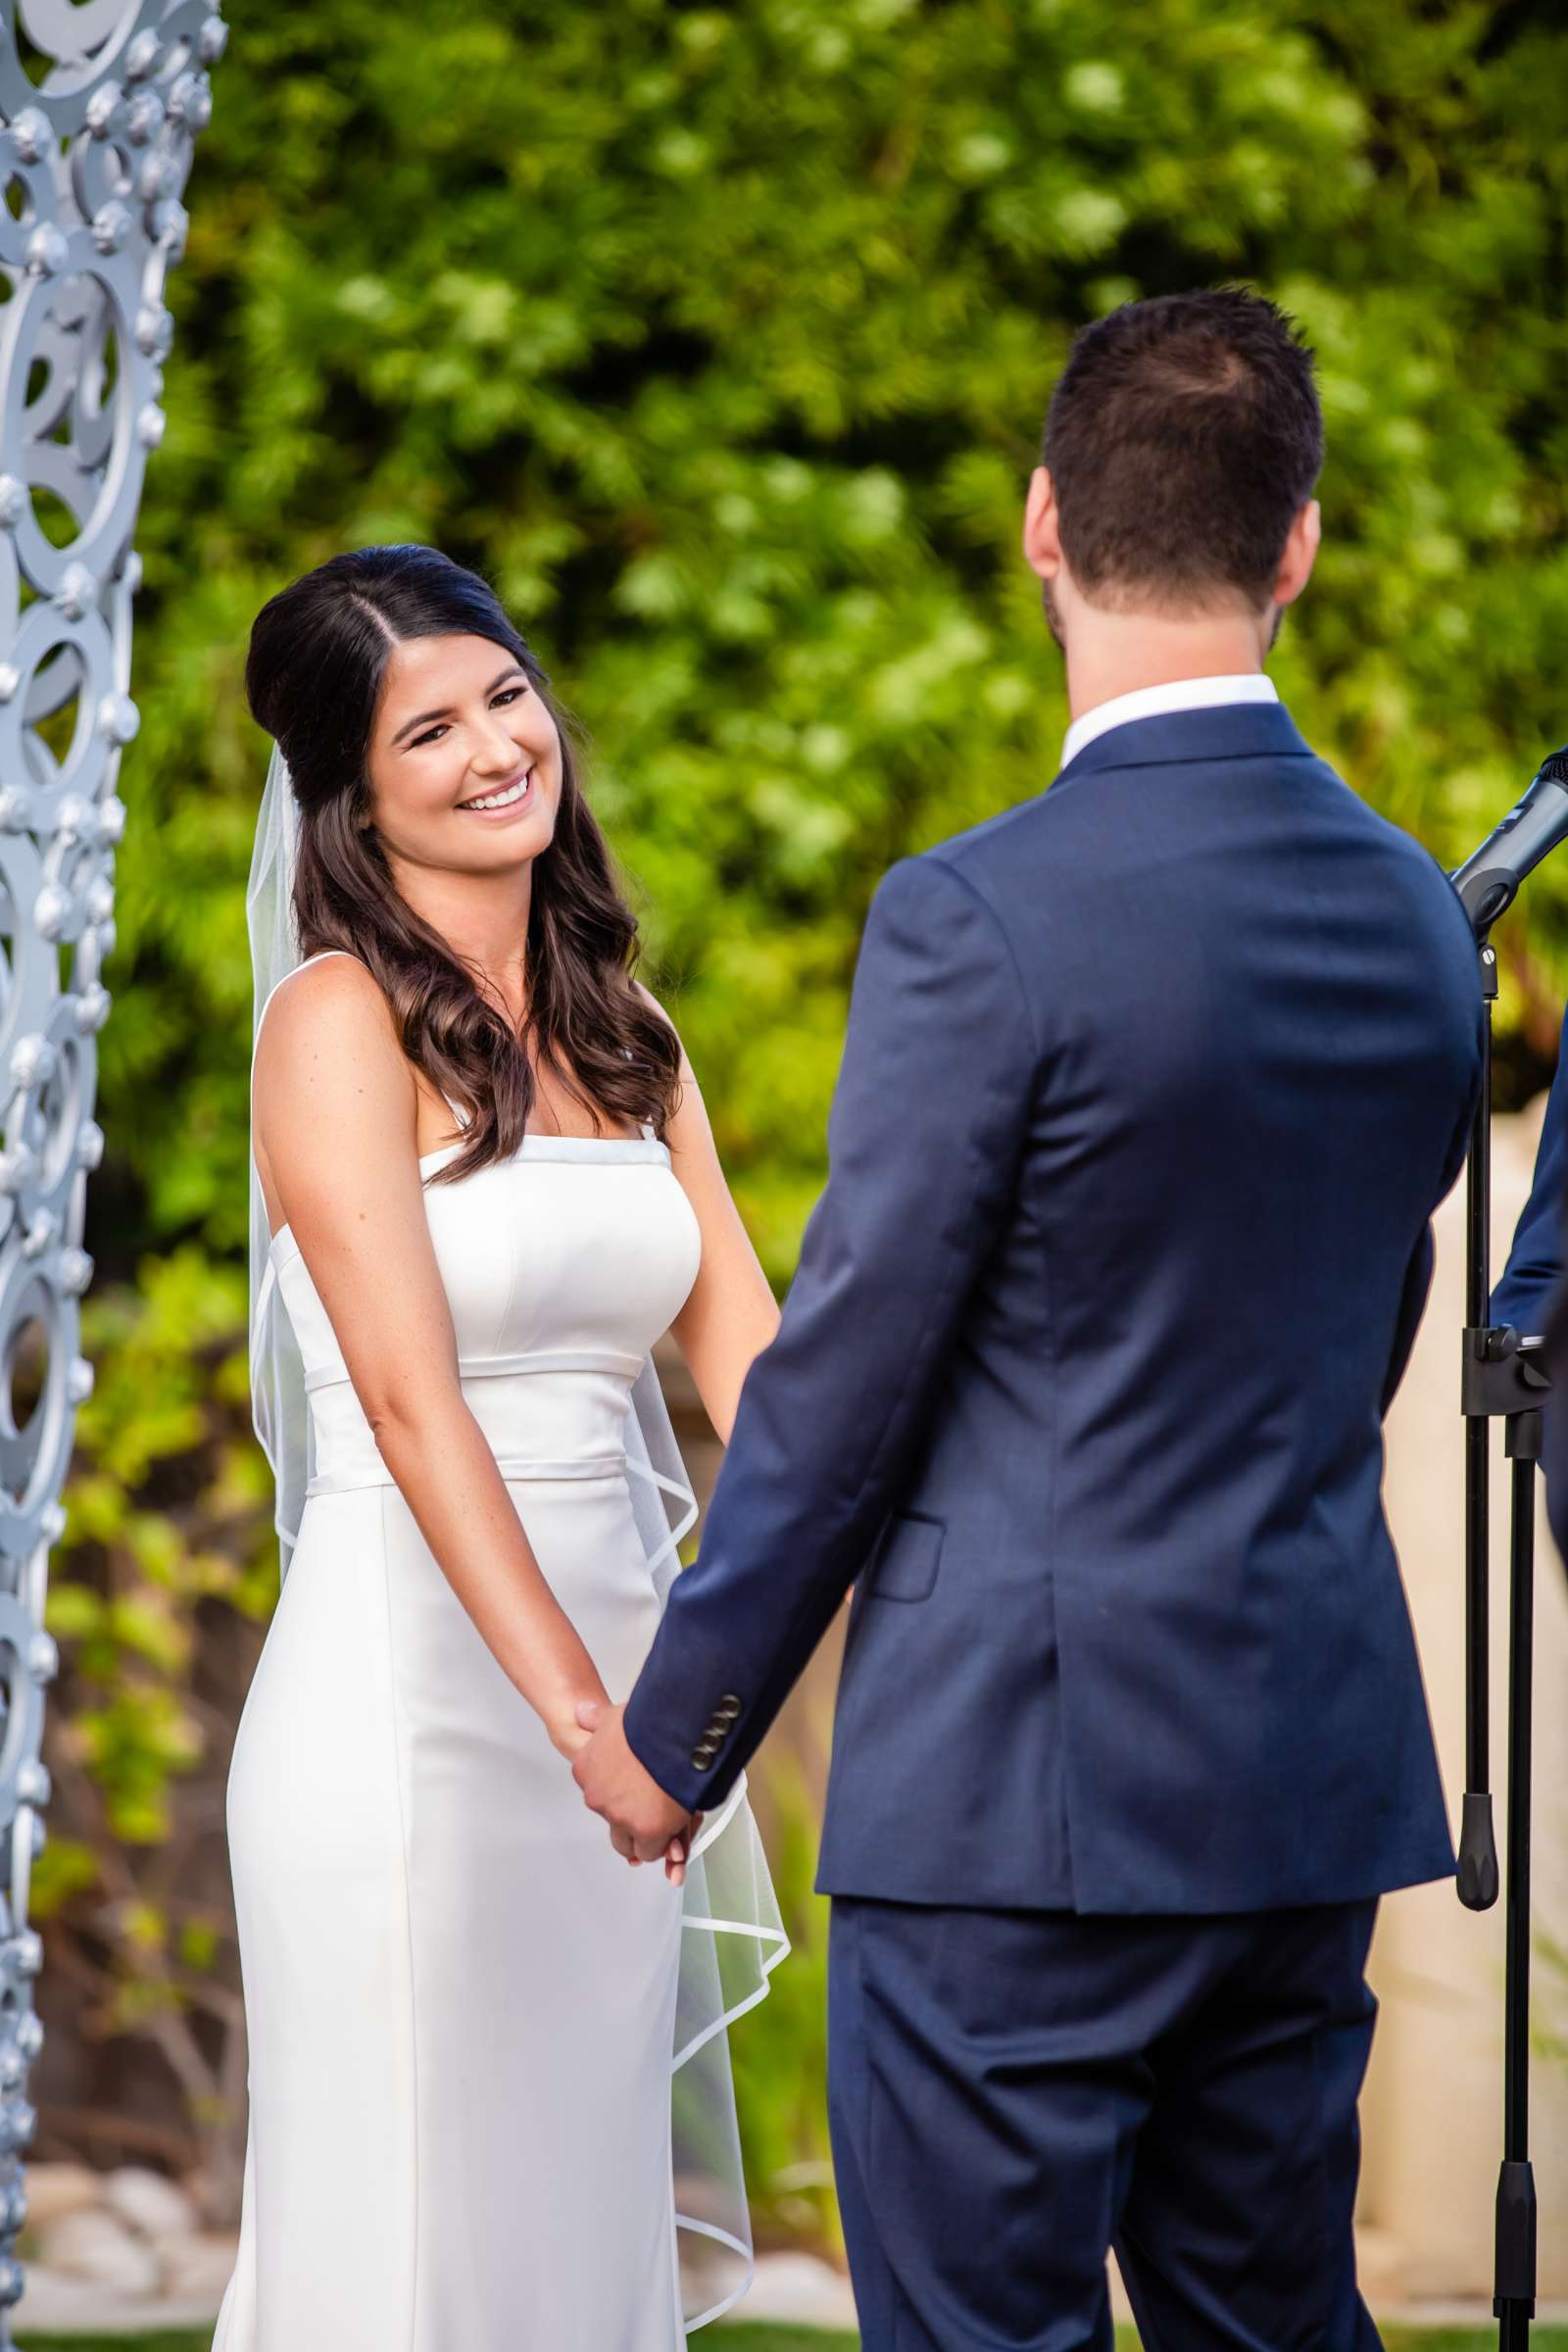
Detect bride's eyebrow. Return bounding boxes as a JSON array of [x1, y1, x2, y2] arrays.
[[389, 666, 526, 746]]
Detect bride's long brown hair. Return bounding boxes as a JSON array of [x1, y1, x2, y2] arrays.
[[244, 546, 681, 1185]]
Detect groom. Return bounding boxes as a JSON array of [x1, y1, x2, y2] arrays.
[[576, 287, 1483, 2347]]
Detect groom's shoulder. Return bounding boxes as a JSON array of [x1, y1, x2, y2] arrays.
[[857, 824, 1043, 1003], [863, 808, 1038, 949], [899, 792, 1066, 919], [858, 801, 1079, 973], [1308, 748, 1478, 960]]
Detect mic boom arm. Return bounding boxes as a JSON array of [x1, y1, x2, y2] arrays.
[[1452, 750, 1568, 940]]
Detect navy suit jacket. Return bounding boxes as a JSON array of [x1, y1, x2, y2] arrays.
[[1546, 1235, 1568, 1562], [1493, 1005, 1568, 1339], [625, 703, 1484, 1914], [1493, 1009, 1568, 1554]]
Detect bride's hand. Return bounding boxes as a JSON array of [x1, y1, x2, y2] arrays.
[[550, 1684, 612, 1763], [663, 1815, 704, 1887]]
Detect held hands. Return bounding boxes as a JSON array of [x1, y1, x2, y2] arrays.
[[572, 1699, 702, 1887]]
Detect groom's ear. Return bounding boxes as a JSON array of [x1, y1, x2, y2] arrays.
[[1271, 496, 1322, 609], [1022, 466, 1063, 581]]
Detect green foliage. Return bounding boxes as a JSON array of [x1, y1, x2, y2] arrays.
[[113, 0, 1568, 1279], [709, 2334, 858, 2352], [45, 1248, 270, 1868], [15, 2337, 220, 2352], [37, 1254, 269, 2183], [14, 2338, 243, 2352], [40, 0, 1568, 2211], [729, 1760, 839, 2252]]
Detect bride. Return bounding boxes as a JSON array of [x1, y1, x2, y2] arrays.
[[212, 544, 788, 2349]]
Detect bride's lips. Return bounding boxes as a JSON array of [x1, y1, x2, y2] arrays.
[[456, 766, 536, 822]]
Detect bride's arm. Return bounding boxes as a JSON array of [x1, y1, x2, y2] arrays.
[[254, 956, 609, 1760], [638, 986, 781, 1443]]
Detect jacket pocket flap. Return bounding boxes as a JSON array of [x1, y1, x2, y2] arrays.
[[866, 1511, 944, 1602]]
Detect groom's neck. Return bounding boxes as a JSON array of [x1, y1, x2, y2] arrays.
[[1063, 604, 1272, 725]]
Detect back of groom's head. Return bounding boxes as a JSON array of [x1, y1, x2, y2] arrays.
[[1042, 286, 1323, 614]]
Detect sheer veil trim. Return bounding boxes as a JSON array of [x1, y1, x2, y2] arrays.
[[244, 742, 787, 2331]]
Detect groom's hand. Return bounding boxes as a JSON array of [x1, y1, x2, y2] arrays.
[[572, 1699, 693, 1868]]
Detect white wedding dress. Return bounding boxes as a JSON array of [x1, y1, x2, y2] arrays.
[[214, 963, 785, 2350]]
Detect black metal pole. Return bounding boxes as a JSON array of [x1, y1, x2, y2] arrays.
[[1451, 775, 1566, 2348], [1495, 1438, 1539, 2344], [1453, 924, 1544, 2343], [1459, 944, 1500, 1912]]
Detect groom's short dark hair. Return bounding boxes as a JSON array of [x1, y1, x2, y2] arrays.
[[1042, 286, 1323, 612]]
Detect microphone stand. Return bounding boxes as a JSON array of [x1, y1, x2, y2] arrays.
[[1451, 762, 1568, 2347]]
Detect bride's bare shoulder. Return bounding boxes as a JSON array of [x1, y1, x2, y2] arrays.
[[260, 951, 390, 1039], [254, 953, 409, 1130]]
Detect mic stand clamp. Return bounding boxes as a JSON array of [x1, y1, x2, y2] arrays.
[[1461, 1327, 1549, 1424]]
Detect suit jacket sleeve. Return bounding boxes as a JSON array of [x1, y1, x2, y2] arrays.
[[1383, 1007, 1484, 1416], [623, 852, 1037, 1813], [1381, 1226, 1435, 1419], [1543, 1195, 1568, 1565], [1493, 1005, 1568, 1336]]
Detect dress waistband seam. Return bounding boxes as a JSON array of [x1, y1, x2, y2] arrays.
[[306, 1449, 631, 1500], [302, 1348, 645, 1395]]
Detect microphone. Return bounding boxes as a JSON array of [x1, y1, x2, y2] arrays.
[[1451, 749, 1568, 938]]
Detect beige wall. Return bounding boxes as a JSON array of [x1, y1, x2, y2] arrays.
[[1366, 1094, 1568, 2295]]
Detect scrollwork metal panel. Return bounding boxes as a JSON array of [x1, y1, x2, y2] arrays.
[[0, 5, 225, 2329]]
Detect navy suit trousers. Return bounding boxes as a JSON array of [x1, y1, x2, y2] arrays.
[[827, 1897, 1383, 2352]]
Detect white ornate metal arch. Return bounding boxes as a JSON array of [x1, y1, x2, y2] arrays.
[[0, 5, 225, 2329]]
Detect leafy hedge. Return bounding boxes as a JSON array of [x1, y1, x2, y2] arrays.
[[33, 0, 1568, 2195], [112, 0, 1568, 1279]]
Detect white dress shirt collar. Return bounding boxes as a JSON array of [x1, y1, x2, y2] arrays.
[[1061, 673, 1280, 771]]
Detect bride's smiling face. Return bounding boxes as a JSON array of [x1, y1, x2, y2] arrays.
[[363, 632, 564, 875]]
